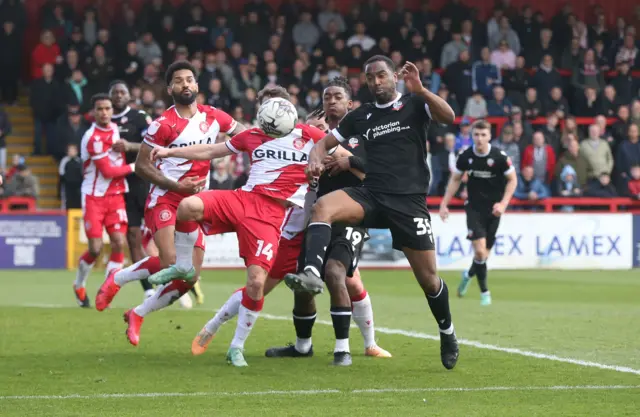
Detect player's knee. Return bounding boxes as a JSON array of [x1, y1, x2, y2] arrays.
[[324, 261, 347, 291], [294, 291, 316, 314], [345, 274, 365, 297], [245, 266, 268, 296], [177, 197, 204, 222], [126, 227, 140, 243], [88, 241, 103, 258], [311, 196, 335, 222], [159, 251, 176, 268]]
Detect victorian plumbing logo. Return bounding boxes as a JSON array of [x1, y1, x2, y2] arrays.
[[363, 121, 410, 141]]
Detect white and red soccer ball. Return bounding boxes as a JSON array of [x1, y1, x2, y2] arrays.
[[257, 97, 298, 138]]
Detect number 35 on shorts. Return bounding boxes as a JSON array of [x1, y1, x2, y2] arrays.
[[413, 217, 434, 243]]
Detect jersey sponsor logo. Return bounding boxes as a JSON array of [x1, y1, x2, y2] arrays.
[[159, 209, 172, 222], [253, 148, 308, 162], [293, 138, 305, 150], [468, 170, 494, 178], [347, 137, 360, 149], [147, 121, 161, 135], [364, 121, 411, 140], [487, 158, 494, 167], [168, 137, 214, 148], [199, 121, 209, 133]]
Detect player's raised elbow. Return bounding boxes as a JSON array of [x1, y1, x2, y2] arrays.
[[434, 107, 456, 125]]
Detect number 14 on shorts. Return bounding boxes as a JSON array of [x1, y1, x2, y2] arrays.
[[255, 240, 274, 260], [414, 218, 434, 242]]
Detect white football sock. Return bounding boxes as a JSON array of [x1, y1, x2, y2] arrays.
[[74, 258, 94, 288], [133, 281, 188, 317], [230, 305, 260, 350], [334, 338, 350, 353], [295, 337, 312, 354], [114, 256, 160, 286], [105, 261, 123, 277], [352, 293, 376, 348], [175, 230, 198, 273], [204, 290, 243, 334]]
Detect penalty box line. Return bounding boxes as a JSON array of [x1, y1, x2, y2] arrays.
[[2, 385, 640, 400], [18, 303, 640, 376]]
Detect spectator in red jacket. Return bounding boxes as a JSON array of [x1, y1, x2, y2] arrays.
[[521, 131, 557, 185], [31, 30, 62, 79]]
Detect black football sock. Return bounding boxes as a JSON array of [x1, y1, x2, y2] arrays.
[[468, 260, 477, 277], [475, 260, 489, 293], [303, 222, 332, 277], [293, 309, 316, 340], [330, 306, 351, 353], [427, 278, 453, 334], [140, 279, 153, 291]]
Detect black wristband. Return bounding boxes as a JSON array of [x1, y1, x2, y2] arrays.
[[348, 156, 365, 172]]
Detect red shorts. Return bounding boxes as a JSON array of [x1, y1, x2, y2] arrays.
[[83, 194, 128, 239], [270, 233, 304, 280], [198, 189, 291, 271], [144, 202, 205, 250]]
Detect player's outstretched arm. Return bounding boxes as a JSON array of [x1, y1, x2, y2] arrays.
[[135, 144, 182, 192], [152, 143, 233, 161], [439, 172, 463, 220], [93, 157, 134, 179]]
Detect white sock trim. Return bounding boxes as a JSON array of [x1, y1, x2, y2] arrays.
[[427, 278, 445, 299], [439, 324, 455, 335]]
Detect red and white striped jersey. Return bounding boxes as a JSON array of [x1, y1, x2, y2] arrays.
[[143, 104, 237, 208], [81, 122, 129, 197], [225, 124, 325, 209]]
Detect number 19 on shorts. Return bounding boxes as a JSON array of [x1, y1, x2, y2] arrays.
[[413, 218, 434, 243]]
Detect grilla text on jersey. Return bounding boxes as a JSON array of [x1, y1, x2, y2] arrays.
[[253, 148, 308, 163]]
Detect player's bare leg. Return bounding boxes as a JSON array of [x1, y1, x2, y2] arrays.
[[127, 226, 155, 298], [148, 198, 203, 285], [285, 190, 365, 294], [403, 247, 459, 370], [346, 269, 391, 358], [74, 237, 103, 308], [193, 276, 282, 355]]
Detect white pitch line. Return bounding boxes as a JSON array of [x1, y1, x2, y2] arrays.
[[2, 385, 640, 401], [14, 304, 640, 376]]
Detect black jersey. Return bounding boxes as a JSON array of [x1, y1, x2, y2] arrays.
[[332, 93, 432, 195], [455, 145, 514, 209], [112, 107, 151, 190], [112, 107, 151, 164], [317, 134, 366, 198]]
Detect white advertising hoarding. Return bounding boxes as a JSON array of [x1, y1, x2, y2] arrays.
[[200, 213, 633, 270]]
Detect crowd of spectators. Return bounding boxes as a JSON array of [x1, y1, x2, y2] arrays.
[[2, 0, 640, 206]]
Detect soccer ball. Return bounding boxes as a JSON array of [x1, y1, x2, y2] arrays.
[[257, 97, 298, 138]]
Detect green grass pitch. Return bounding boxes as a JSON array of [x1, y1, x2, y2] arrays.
[[1, 269, 639, 416]]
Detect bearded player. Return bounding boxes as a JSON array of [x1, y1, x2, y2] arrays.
[[148, 96, 326, 366], [73, 94, 135, 308], [95, 61, 245, 347]]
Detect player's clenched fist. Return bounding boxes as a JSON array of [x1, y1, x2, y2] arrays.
[[150, 147, 171, 161]]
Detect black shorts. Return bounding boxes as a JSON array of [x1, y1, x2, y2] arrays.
[[343, 187, 434, 251], [125, 187, 147, 228], [297, 224, 367, 278], [465, 206, 501, 250]]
